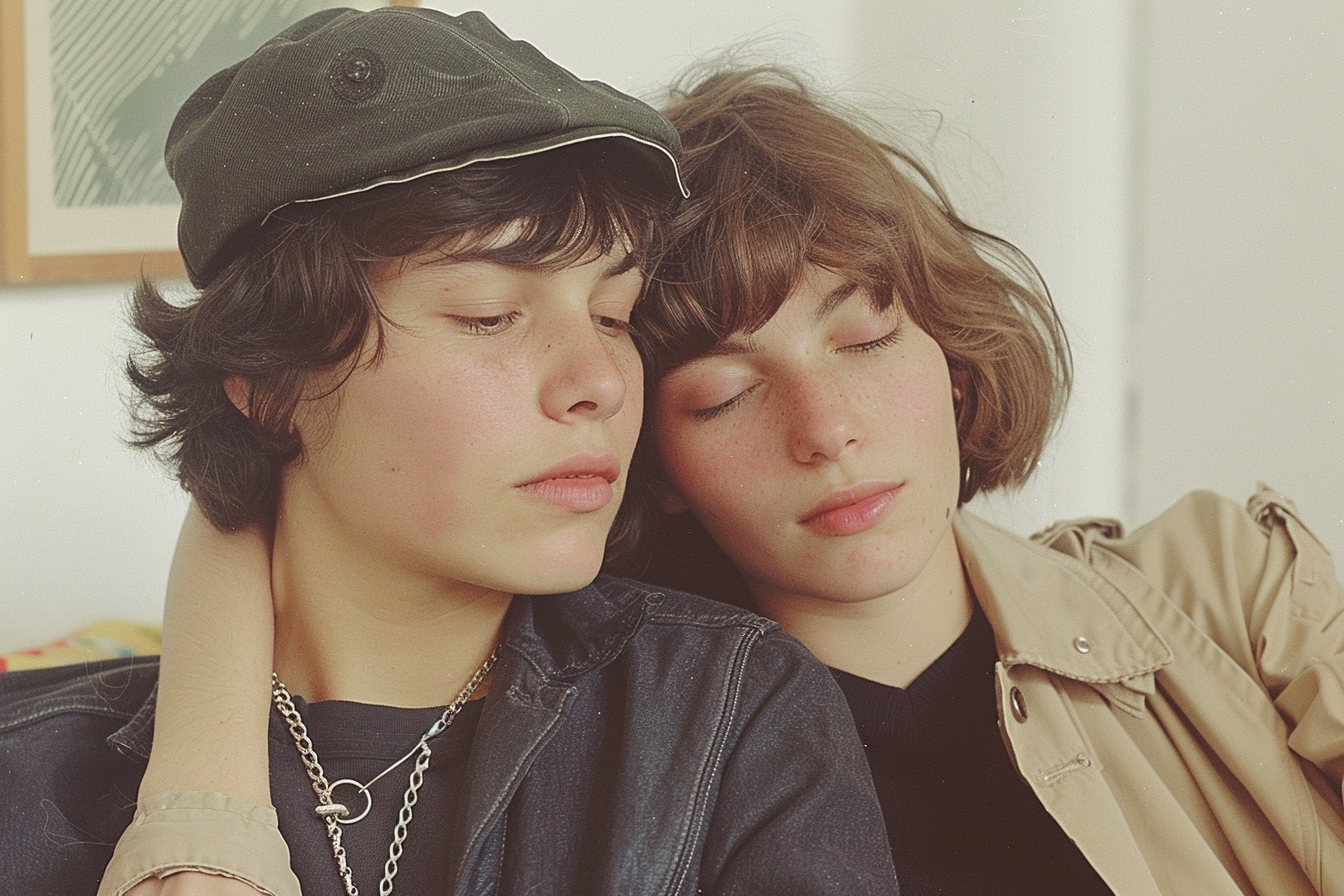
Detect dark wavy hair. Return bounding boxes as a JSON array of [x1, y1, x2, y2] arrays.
[[607, 67, 1072, 602], [127, 142, 675, 532]]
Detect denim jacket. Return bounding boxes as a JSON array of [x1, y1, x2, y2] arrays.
[[0, 575, 898, 895]]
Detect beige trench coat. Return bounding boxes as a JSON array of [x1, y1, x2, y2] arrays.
[[956, 486, 1344, 895]]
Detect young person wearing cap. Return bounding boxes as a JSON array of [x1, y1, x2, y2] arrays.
[[0, 9, 897, 896], [131, 58, 1344, 896]]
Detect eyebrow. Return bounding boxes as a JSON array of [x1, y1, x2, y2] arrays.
[[692, 333, 761, 361], [689, 280, 863, 361], [601, 250, 641, 278], [814, 281, 861, 321]]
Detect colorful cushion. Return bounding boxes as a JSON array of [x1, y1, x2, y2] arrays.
[[0, 620, 162, 672]]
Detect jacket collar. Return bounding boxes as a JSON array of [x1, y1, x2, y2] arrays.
[[109, 576, 649, 756], [954, 511, 1172, 695], [483, 574, 649, 683]]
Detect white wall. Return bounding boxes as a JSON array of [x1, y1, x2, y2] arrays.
[[849, 1, 1343, 560], [1, 285, 188, 650], [849, 0, 1133, 536], [3, 1, 1340, 652], [1131, 3, 1344, 553]]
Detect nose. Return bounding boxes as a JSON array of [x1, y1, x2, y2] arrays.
[[539, 316, 634, 422], [786, 371, 860, 464]]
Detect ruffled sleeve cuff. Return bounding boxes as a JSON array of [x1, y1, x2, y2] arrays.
[[98, 791, 301, 896]]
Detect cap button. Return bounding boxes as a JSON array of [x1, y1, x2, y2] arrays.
[[1073, 636, 1092, 654], [344, 57, 372, 83], [329, 47, 386, 103]]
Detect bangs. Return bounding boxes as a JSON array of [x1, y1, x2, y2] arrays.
[[311, 140, 671, 277], [429, 194, 645, 275], [640, 73, 913, 378]]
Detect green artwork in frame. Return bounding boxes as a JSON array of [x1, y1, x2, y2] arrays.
[[1, 0, 410, 284]]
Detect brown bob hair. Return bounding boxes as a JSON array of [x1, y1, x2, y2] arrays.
[[127, 142, 674, 532], [610, 67, 1072, 598]]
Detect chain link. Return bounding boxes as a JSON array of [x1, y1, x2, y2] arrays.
[[272, 648, 498, 896], [380, 742, 430, 895], [272, 677, 361, 896]]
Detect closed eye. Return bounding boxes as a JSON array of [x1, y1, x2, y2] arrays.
[[449, 311, 521, 335], [691, 383, 759, 422], [844, 327, 901, 353]]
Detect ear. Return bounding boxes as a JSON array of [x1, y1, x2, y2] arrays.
[[656, 480, 692, 515], [223, 376, 252, 418]]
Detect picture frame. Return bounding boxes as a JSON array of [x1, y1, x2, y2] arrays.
[[0, 0, 416, 285]]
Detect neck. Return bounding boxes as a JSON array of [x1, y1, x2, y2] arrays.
[[270, 506, 512, 709], [753, 523, 973, 689]]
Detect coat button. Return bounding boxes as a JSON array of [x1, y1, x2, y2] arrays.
[[1010, 687, 1028, 722], [1073, 636, 1092, 654]]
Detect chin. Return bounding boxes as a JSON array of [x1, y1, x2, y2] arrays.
[[506, 537, 607, 596], [508, 567, 602, 596], [770, 557, 929, 606]]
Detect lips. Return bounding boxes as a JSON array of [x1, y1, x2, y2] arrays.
[[799, 482, 902, 536], [518, 452, 621, 513]]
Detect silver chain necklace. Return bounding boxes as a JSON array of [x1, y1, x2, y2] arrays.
[[271, 649, 498, 896]]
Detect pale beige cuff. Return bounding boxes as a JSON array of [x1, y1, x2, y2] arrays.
[[98, 791, 301, 896]]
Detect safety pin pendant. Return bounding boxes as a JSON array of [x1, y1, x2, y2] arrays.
[[319, 737, 431, 825]]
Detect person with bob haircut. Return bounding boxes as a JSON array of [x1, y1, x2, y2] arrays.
[[77, 61, 1344, 896], [0, 13, 897, 896], [631, 67, 1344, 895]]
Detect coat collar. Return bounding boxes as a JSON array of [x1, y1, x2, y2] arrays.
[[954, 511, 1172, 700]]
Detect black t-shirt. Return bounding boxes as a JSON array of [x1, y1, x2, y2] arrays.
[[833, 608, 1114, 896], [268, 693, 482, 895]]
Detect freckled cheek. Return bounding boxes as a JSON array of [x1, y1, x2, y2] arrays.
[[659, 424, 778, 527], [903, 376, 962, 505], [337, 361, 495, 490]]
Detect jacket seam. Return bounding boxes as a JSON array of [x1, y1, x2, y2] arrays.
[[451, 682, 574, 885], [1037, 544, 1171, 682], [0, 698, 137, 732], [644, 612, 775, 635], [665, 624, 759, 896], [502, 586, 647, 681]]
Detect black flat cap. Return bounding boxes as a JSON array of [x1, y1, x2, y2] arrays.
[[166, 6, 686, 286]]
